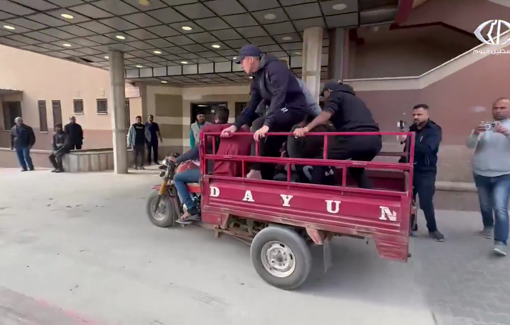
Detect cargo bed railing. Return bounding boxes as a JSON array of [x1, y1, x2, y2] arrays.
[[199, 131, 415, 194]]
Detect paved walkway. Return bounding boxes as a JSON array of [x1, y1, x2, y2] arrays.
[[0, 168, 508, 325]]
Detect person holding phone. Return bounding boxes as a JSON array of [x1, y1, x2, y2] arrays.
[[467, 97, 510, 256]]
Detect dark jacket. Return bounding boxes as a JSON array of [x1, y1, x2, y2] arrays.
[[52, 131, 71, 153], [64, 123, 83, 146], [323, 83, 379, 132], [400, 120, 442, 174], [234, 54, 307, 130], [10, 124, 36, 149]]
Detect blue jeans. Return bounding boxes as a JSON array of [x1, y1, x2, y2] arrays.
[[173, 169, 200, 209], [474, 173, 510, 245], [15, 147, 33, 170]]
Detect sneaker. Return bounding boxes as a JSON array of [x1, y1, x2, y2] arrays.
[[21, 169, 27, 172], [51, 169, 58, 173], [494, 242, 507, 256], [29, 167, 34, 171], [481, 227, 493, 239], [429, 231, 445, 242], [140, 166, 145, 170], [54, 169, 64, 173]]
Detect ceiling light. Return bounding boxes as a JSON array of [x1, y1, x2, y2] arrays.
[[332, 3, 347, 11], [3, 25, 15, 30], [282, 36, 292, 41], [139, 0, 151, 6], [264, 13, 276, 20], [249, 76, 253, 79], [211, 44, 221, 49], [61, 13, 74, 19], [161, 80, 168, 84], [295, 51, 301, 55], [136, 65, 143, 68], [104, 55, 109, 59], [63, 43, 72, 47], [181, 61, 188, 64], [153, 50, 162, 54], [182, 26, 192, 31], [115, 35, 126, 40]]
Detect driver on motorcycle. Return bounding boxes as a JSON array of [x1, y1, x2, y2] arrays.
[[167, 108, 251, 224]]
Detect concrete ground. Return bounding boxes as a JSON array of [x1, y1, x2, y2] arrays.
[[0, 168, 508, 325]]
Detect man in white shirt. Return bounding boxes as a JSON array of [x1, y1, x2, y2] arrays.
[[467, 97, 510, 256]]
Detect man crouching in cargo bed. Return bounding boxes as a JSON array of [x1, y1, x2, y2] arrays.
[[293, 80, 382, 189]]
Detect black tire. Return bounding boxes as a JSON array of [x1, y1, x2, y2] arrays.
[[146, 191, 177, 228], [250, 226, 312, 290]]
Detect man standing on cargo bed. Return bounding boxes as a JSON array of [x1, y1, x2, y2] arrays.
[[399, 104, 444, 242], [220, 44, 308, 180]]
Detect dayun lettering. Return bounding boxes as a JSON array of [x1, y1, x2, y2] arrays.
[[209, 186, 396, 221]]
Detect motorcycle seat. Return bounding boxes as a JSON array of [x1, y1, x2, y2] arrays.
[[186, 182, 201, 193]]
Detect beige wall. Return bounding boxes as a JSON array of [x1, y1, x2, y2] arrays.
[[146, 84, 250, 156], [0, 44, 142, 149]]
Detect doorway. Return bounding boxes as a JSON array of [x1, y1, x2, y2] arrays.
[[190, 102, 228, 125], [2, 101, 22, 130]]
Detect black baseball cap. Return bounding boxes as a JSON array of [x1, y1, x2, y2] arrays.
[[320, 80, 340, 96], [234, 44, 262, 64]]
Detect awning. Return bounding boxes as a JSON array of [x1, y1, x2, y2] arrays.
[[0, 88, 23, 96]]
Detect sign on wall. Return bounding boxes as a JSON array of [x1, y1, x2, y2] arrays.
[[125, 86, 140, 98]]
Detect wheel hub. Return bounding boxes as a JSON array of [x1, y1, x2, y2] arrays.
[[261, 241, 296, 278], [152, 199, 168, 221]]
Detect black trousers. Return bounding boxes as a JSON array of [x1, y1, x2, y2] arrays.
[[146, 141, 159, 164], [133, 145, 145, 168], [312, 134, 382, 188], [250, 108, 305, 180], [49, 148, 67, 170], [72, 144, 82, 150], [412, 172, 438, 232]]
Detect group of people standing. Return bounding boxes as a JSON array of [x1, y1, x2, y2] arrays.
[[127, 114, 162, 170], [10, 116, 83, 173]]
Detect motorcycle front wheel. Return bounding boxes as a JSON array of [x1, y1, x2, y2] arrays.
[[146, 191, 178, 228]]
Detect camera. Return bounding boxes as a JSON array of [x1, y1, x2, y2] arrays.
[[484, 122, 498, 131]]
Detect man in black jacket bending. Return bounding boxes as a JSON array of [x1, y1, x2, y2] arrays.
[[294, 80, 382, 189], [221, 44, 308, 180]]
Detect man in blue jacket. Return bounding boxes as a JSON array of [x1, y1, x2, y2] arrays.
[[221, 44, 308, 180], [400, 104, 444, 242]]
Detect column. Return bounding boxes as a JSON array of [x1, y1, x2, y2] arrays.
[[302, 26, 323, 101], [109, 50, 128, 174], [328, 28, 349, 81]]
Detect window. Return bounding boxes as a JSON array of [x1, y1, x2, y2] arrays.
[[97, 99, 108, 114], [73, 99, 84, 114], [2, 101, 22, 130], [38, 100, 48, 132], [52, 100, 62, 127], [125, 99, 130, 129], [235, 102, 248, 117]]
